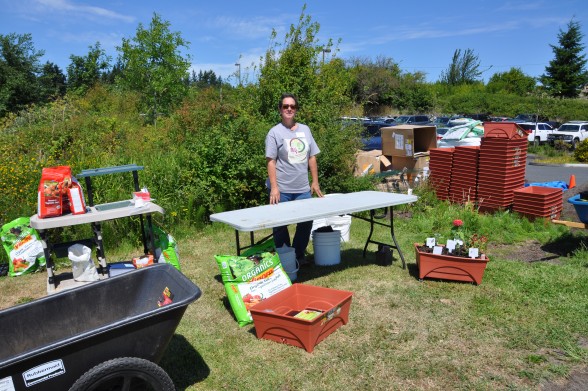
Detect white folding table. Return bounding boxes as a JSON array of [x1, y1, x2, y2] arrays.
[[210, 191, 418, 268]]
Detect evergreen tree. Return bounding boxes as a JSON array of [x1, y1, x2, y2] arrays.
[[67, 42, 111, 93], [439, 49, 482, 85], [0, 33, 43, 116], [540, 19, 588, 98], [38, 61, 66, 101]]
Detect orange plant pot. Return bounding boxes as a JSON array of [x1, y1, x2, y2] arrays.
[[250, 284, 353, 352], [414, 244, 490, 285]]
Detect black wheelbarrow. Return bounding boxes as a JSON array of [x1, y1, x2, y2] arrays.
[[0, 263, 202, 390]]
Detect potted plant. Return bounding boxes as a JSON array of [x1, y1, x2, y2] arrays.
[[415, 219, 490, 285]]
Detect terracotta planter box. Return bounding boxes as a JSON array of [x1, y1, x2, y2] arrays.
[[250, 284, 353, 353], [415, 244, 489, 285]]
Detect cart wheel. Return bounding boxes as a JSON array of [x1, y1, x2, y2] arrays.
[[68, 357, 175, 391]]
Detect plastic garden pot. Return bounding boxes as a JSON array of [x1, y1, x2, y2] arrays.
[[567, 195, 588, 224]]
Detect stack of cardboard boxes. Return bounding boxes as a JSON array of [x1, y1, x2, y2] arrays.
[[354, 125, 437, 179]]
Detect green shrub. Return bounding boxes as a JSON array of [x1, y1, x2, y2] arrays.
[[573, 139, 588, 162]]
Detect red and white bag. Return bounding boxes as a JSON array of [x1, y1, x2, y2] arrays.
[[37, 166, 73, 218], [67, 179, 86, 215]]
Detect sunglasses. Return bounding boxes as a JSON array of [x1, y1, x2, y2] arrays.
[[281, 104, 297, 110]]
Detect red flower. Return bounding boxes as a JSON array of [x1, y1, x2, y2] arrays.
[[453, 219, 463, 227]]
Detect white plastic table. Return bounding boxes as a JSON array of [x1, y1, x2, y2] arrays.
[[30, 201, 164, 292], [210, 191, 418, 268]]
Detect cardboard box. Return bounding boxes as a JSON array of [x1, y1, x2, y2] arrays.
[[354, 150, 392, 176], [391, 154, 429, 171], [381, 125, 437, 157], [250, 284, 353, 353]]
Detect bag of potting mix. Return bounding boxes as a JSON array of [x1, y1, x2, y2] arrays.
[[37, 166, 86, 218], [215, 241, 291, 326], [1, 217, 46, 277]]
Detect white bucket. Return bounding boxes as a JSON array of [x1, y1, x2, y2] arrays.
[[326, 215, 352, 242], [276, 245, 298, 281], [310, 217, 351, 242], [312, 230, 341, 266]]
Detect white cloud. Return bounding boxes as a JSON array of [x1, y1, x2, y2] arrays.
[[209, 14, 292, 40], [191, 49, 264, 84], [496, 1, 545, 12], [34, 0, 135, 23]]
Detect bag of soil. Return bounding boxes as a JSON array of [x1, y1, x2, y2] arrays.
[[1, 217, 46, 277]]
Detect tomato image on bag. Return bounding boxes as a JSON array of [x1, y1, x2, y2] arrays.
[[37, 166, 73, 218], [215, 250, 292, 327]]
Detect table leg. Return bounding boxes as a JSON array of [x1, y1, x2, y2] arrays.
[[145, 214, 157, 257], [389, 208, 407, 269], [92, 222, 108, 275], [357, 207, 406, 269], [235, 230, 241, 255], [38, 229, 56, 292], [233, 230, 273, 256]]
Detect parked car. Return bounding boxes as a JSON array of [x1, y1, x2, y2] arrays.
[[393, 115, 430, 125], [427, 116, 450, 127], [360, 120, 390, 150], [463, 113, 491, 122], [547, 121, 588, 149], [518, 122, 554, 144], [513, 113, 549, 123], [436, 127, 449, 141], [490, 116, 510, 122]]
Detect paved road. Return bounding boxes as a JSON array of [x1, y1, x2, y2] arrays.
[[526, 158, 588, 187]]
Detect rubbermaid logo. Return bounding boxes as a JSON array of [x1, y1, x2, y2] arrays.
[[22, 359, 65, 387]]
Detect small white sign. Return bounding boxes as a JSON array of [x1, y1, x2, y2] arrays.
[[394, 133, 404, 150], [426, 237, 436, 248], [23, 359, 65, 387], [405, 142, 413, 156], [433, 246, 443, 255], [0, 376, 16, 391], [446, 240, 456, 253], [469, 248, 479, 258], [455, 239, 464, 246]]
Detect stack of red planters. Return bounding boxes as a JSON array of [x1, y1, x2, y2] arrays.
[[512, 186, 563, 221], [428, 147, 454, 201], [477, 123, 529, 212], [448, 146, 480, 204]]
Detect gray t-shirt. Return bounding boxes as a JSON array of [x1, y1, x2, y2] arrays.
[[265, 122, 320, 193]]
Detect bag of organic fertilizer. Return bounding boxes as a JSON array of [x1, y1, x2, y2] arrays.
[[215, 248, 291, 327], [1, 217, 46, 276]]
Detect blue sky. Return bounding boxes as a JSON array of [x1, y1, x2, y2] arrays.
[[1, 0, 587, 84]]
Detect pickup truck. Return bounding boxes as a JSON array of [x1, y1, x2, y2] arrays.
[[547, 121, 588, 149], [518, 122, 554, 144]]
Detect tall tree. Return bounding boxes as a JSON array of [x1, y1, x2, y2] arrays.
[[486, 67, 536, 95], [439, 48, 482, 85], [116, 13, 191, 124], [347, 56, 401, 113], [540, 19, 588, 98], [0, 33, 43, 117], [192, 69, 222, 88], [38, 61, 66, 101], [66, 42, 111, 93]]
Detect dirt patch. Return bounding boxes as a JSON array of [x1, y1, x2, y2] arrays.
[[487, 240, 565, 264], [560, 182, 588, 223], [541, 367, 588, 391]]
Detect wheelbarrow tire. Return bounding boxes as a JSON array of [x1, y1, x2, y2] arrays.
[[68, 357, 175, 391]]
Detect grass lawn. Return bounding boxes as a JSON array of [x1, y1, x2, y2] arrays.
[[2, 205, 587, 390]]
